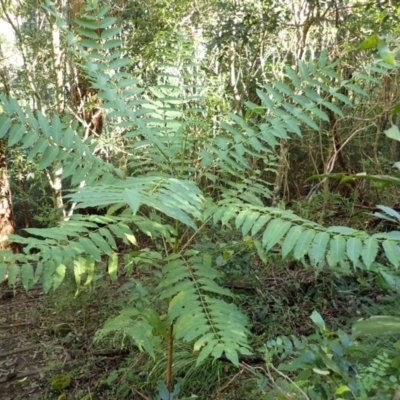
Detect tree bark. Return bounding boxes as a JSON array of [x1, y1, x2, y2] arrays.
[[0, 141, 18, 252]]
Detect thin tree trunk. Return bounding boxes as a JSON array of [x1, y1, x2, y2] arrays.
[[0, 141, 18, 252]]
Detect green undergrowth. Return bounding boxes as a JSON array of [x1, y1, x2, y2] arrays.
[[27, 246, 400, 399]]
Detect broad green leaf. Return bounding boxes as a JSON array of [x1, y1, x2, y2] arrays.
[[109, 58, 131, 70], [37, 112, 50, 137], [298, 60, 310, 81], [8, 264, 20, 287], [98, 17, 117, 29], [327, 226, 355, 234], [380, 271, 400, 293], [42, 261, 55, 294], [220, 207, 238, 226], [345, 84, 368, 96], [235, 209, 252, 230], [251, 214, 271, 236], [263, 85, 283, 103], [378, 45, 396, 66], [318, 50, 328, 68], [101, 27, 121, 40], [0, 116, 11, 138], [385, 125, 400, 142], [308, 232, 330, 266], [306, 105, 329, 122], [262, 219, 291, 250], [321, 101, 343, 116], [28, 137, 49, 160], [293, 229, 315, 259], [8, 123, 25, 146], [123, 189, 141, 214], [108, 253, 118, 281], [21, 264, 34, 291], [382, 240, 400, 268], [282, 225, 304, 258], [76, 27, 100, 39], [241, 212, 260, 236], [361, 238, 379, 268], [285, 67, 300, 87], [346, 237, 362, 264], [376, 205, 400, 220], [89, 232, 113, 254], [74, 18, 99, 30], [274, 81, 293, 96], [357, 35, 385, 50], [20, 130, 38, 149], [0, 263, 7, 283], [98, 227, 117, 249], [352, 316, 400, 337], [335, 386, 351, 395], [310, 311, 326, 332], [53, 264, 66, 290], [327, 236, 346, 267], [38, 145, 60, 170], [80, 39, 102, 50], [78, 237, 102, 261]]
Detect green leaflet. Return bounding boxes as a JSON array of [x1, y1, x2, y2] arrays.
[[8, 124, 25, 146], [346, 237, 363, 264], [282, 225, 304, 258], [235, 209, 252, 230], [294, 229, 316, 259], [88, 232, 113, 254], [241, 211, 261, 236], [21, 264, 34, 291], [79, 237, 102, 261], [327, 236, 346, 267], [382, 240, 400, 268], [0, 116, 11, 138], [0, 263, 7, 283], [380, 271, 400, 293], [53, 264, 66, 291], [108, 253, 118, 281], [38, 145, 60, 170], [262, 219, 292, 250], [361, 238, 379, 268], [308, 231, 330, 266]]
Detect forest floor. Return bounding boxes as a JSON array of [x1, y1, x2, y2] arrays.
[[0, 254, 384, 400], [0, 275, 134, 400]]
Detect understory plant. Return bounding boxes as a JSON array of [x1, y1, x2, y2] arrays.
[[2, 5, 400, 396]]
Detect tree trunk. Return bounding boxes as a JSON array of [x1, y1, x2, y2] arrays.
[[0, 141, 18, 252]]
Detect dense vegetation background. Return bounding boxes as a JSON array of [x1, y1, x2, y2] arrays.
[[1, 0, 400, 399]]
